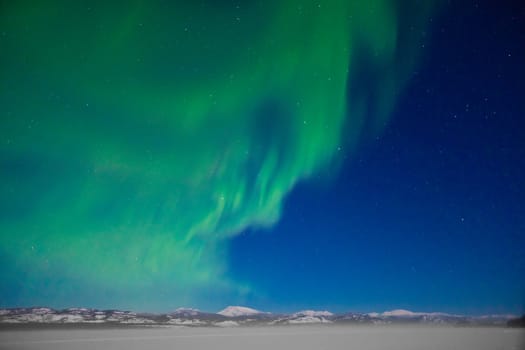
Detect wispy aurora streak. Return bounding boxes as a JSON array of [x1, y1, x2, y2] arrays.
[[0, 1, 435, 308]]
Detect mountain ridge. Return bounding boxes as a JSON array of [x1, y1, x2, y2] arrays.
[[0, 306, 520, 327]]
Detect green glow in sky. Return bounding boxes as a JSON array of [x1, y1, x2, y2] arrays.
[[0, 1, 434, 309]]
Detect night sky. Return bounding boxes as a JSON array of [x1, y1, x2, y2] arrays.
[[1, 1, 524, 315]]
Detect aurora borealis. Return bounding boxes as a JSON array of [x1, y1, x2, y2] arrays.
[[1, 1, 524, 314]]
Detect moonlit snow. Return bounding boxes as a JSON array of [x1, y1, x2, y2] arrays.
[[1, 326, 523, 350]]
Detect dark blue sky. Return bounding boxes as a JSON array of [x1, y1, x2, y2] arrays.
[[1, 0, 522, 315], [230, 0, 525, 315]]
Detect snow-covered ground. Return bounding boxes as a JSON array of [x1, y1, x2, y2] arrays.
[[0, 326, 522, 350]]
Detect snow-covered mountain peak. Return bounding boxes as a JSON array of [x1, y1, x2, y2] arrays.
[[217, 306, 264, 317], [477, 314, 518, 320], [381, 309, 421, 317], [381, 309, 455, 318], [293, 310, 333, 317], [31, 308, 54, 314], [172, 308, 201, 316]]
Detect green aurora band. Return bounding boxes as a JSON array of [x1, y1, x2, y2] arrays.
[[0, 1, 436, 309]]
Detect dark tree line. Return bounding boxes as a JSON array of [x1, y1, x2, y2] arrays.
[[507, 315, 525, 328]]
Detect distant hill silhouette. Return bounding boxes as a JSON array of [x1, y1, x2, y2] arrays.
[[507, 315, 525, 328]]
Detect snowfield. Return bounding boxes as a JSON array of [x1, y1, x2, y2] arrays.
[[0, 326, 523, 350]]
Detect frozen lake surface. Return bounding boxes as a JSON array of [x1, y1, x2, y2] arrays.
[[1, 326, 523, 350]]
